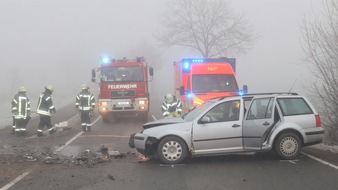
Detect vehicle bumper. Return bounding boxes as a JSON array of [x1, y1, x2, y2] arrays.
[[129, 133, 158, 157], [304, 128, 325, 146], [98, 98, 149, 114]]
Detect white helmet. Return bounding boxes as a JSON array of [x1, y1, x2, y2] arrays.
[[81, 84, 89, 90], [45, 85, 54, 92], [19, 86, 27, 93]]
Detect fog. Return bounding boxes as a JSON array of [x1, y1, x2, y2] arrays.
[[0, 0, 323, 125]]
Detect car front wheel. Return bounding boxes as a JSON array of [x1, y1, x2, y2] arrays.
[[274, 132, 302, 160], [157, 136, 187, 164]]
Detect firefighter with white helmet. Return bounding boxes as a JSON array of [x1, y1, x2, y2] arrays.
[[11, 86, 31, 136], [75, 84, 96, 131], [36, 85, 56, 137], [161, 93, 182, 118]]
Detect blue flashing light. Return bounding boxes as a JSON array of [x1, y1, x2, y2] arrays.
[[187, 92, 193, 99], [100, 56, 112, 64], [192, 59, 204, 63], [183, 61, 190, 69], [182, 58, 205, 72], [239, 90, 244, 96]]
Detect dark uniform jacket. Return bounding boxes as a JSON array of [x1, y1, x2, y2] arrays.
[[37, 90, 55, 116], [11, 93, 31, 119], [161, 97, 182, 117], [75, 91, 95, 111]]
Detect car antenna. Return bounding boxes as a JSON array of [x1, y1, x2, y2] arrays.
[[288, 78, 297, 94]]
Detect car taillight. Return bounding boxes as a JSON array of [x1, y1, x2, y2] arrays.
[[315, 115, 321, 127]]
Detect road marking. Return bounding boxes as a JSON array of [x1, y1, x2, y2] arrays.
[[151, 114, 157, 121], [160, 164, 186, 167], [0, 170, 32, 190], [302, 152, 338, 171], [54, 131, 84, 153], [79, 135, 129, 138], [54, 116, 101, 153], [1, 115, 102, 189], [280, 160, 299, 164]]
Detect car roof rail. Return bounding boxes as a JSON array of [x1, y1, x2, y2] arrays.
[[241, 92, 298, 96], [215, 92, 299, 101]]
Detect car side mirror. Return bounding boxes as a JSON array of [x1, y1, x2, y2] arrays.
[[180, 86, 185, 95], [149, 67, 154, 76], [242, 85, 248, 94], [91, 69, 96, 83], [200, 116, 211, 123]]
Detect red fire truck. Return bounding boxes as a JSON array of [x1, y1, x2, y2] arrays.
[[91, 56, 153, 122], [174, 58, 247, 113]]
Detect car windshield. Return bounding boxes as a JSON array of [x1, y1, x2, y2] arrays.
[[100, 66, 144, 82], [183, 101, 215, 122], [192, 74, 239, 93]]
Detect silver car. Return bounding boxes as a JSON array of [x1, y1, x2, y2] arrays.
[[129, 93, 324, 164]]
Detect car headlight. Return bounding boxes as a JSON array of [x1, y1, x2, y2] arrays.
[[138, 100, 147, 105]]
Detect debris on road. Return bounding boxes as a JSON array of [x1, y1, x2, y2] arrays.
[[108, 174, 115, 181], [55, 121, 71, 131]]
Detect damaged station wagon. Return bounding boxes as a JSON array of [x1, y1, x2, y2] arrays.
[[129, 93, 324, 164]]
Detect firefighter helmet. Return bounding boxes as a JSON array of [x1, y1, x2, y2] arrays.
[[165, 94, 174, 103], [19, 86, 27, 93], [81, 84, 89, 90], [45, 85, 54, 92]]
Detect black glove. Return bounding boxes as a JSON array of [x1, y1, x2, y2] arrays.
[[168, 106, 175, 112]]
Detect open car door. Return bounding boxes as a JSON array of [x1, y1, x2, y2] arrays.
[[242, 96, 277, 150]]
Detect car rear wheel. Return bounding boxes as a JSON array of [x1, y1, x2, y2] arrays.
[[157, 136, 187, 164], [274, 132, 302, 160]]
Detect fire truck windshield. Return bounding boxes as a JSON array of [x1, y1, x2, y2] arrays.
[[192, 74, 239, 93], [100, 66, 144, 82]]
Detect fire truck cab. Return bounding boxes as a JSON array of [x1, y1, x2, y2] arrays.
[[92, 56, 153, 122], [174, 58, 247, 114]]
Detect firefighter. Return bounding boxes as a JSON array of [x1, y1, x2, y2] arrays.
[[75, 84, 96, 131], [11, 87, 31, 136], [161, 94, 182, 118], [36, 85, 56, 137]]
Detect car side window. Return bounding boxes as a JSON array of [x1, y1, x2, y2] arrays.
[[247, 98, 274, 120], [204, 100, 240, 123], [277, 98, 313, 116]]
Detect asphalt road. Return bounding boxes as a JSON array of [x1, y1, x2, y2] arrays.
[[1, 100, 338, 190]]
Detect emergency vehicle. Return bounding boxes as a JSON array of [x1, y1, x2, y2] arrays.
[[92, 56, 153, 122], [174, 58, 247, 113]]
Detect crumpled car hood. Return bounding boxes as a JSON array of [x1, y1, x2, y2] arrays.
[[143, 117, 185, 129]]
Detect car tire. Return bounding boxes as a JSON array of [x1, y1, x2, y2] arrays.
[[274, 132, 302, 160], [157, 136, 187, 164]]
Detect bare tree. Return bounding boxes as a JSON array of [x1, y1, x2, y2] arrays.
[[157, 0, 255, 58], [301, 0, 338, 144]]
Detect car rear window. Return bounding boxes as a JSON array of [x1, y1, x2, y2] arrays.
[[277, 98, 313, 116]]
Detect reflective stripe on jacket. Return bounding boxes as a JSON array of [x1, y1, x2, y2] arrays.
[[75, 91, 95, 111], [37, 91, 55, 116], [161, 99, 182, 116], [11, 93, 31, 119]]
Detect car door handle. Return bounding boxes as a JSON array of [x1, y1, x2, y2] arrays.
[[263, 122, 270, 126], [232, 124, 241, 128]]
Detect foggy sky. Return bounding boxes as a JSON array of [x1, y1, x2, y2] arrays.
[[0, 0, 324, 124]]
